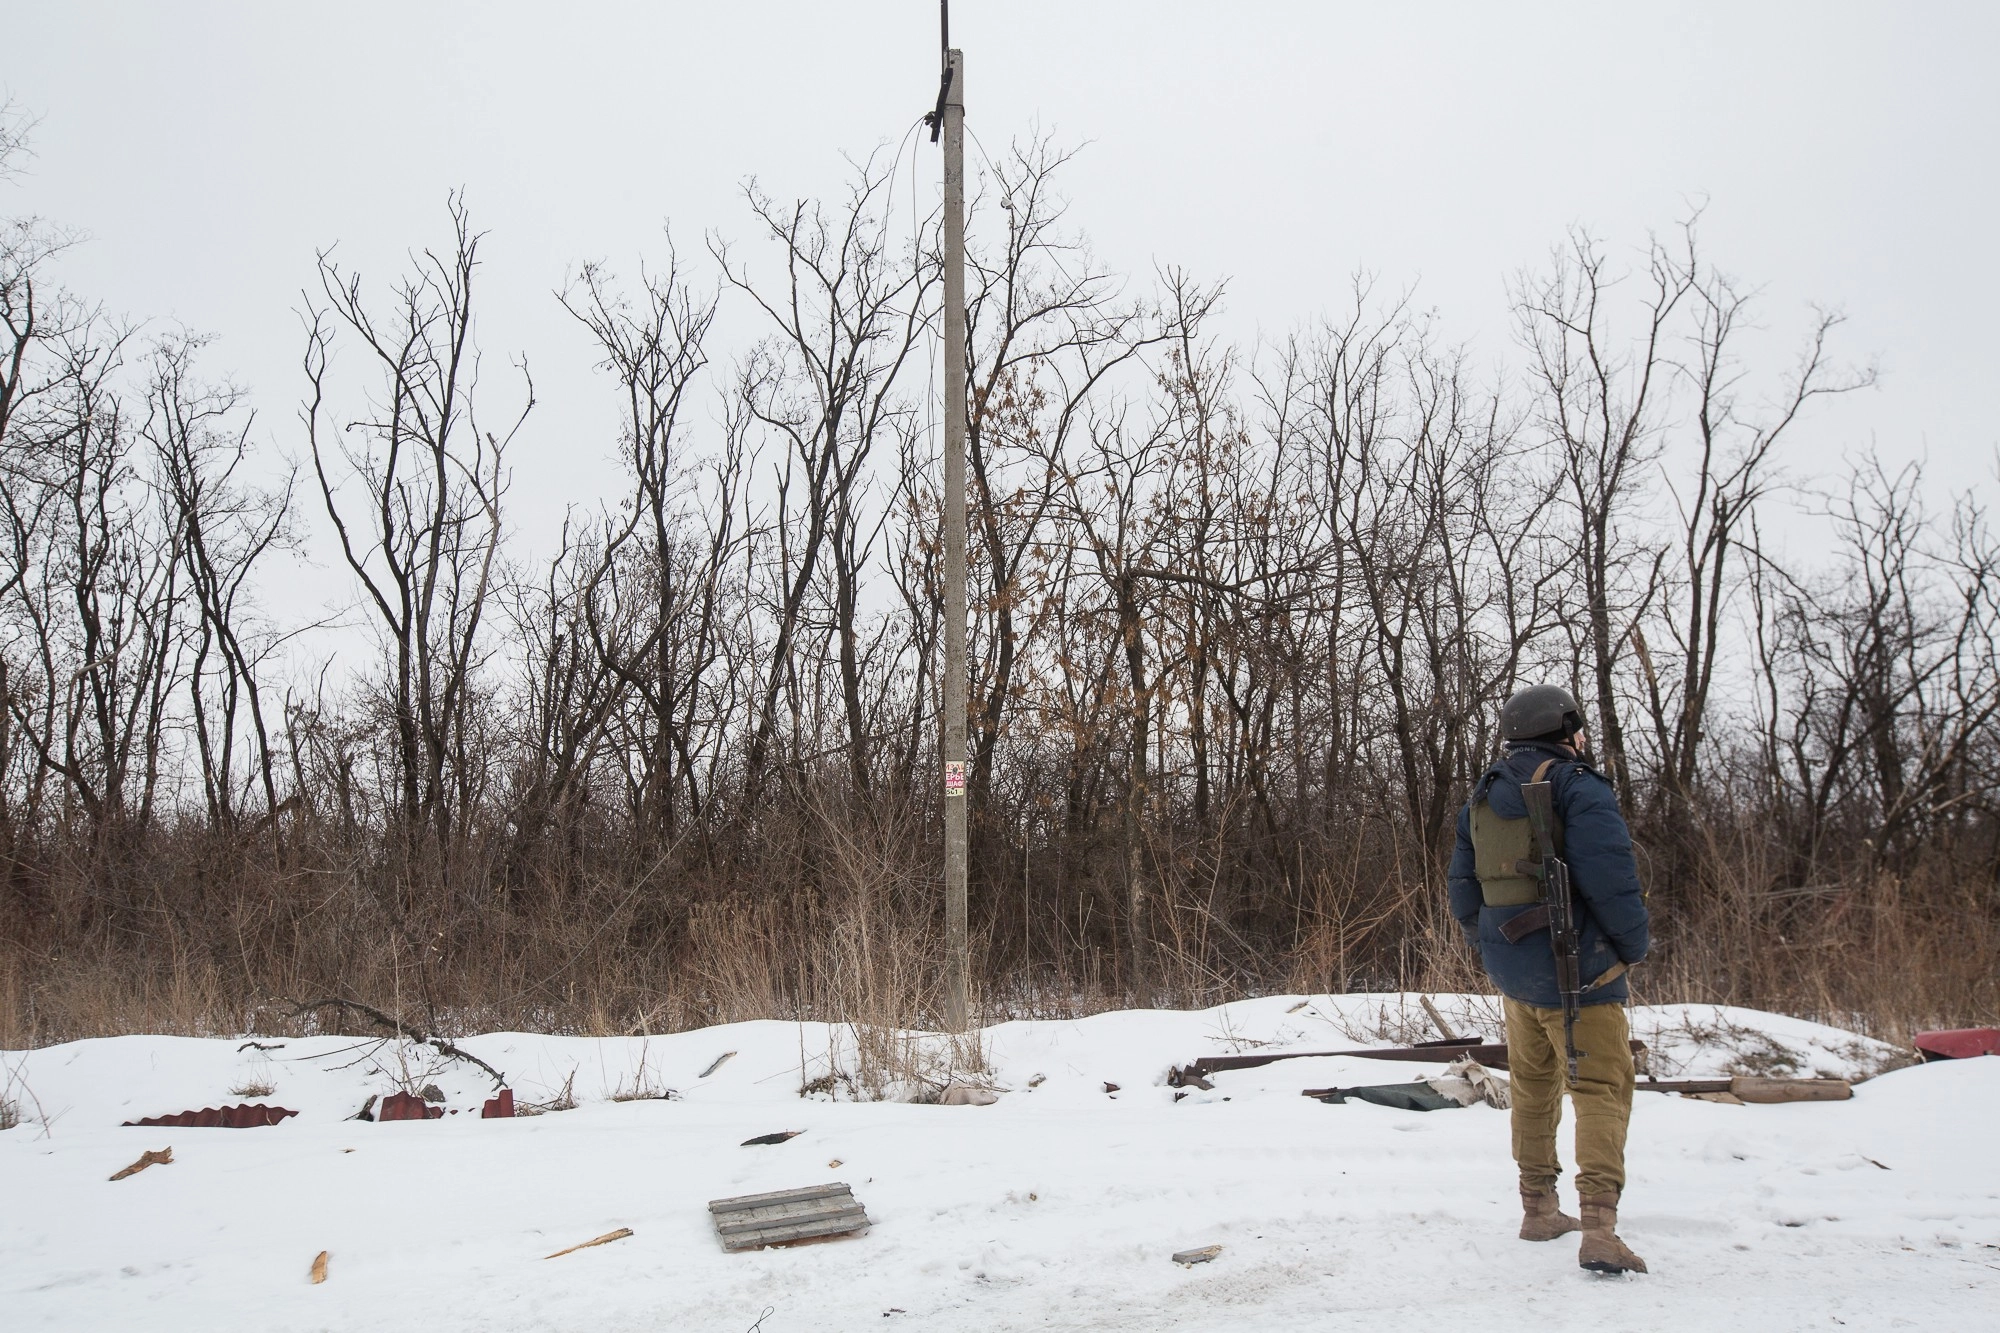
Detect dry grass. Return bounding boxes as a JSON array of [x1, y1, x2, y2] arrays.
[[0, 798, 1992, 1056]]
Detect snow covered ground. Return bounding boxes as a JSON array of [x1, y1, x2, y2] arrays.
[[3, 995, 1995, 1331]]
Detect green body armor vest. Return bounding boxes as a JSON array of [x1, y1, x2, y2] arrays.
[[1470, 759, 1564, 907]]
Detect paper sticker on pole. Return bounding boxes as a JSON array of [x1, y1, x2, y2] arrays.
[[944, 761, 965, 796]]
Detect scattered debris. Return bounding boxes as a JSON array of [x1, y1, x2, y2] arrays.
[[1169, 1039, 1648, 1086], [938, 1080, 998, 1106], [1636, 1077, 1851, 1103], [1026, 1073, 1046, 1088], [1915, 1029, 2000, 1061], [1417, 1058, 1511, 1108], [544, 1227, 633, 1259], [709, 1183, 870, 1252], [1103, 1082, 1121, 1094], [1173, 1244, 1223, 1266], [309, 1250, 329, 1284], [418, 1083, 446, 1104], [828, 1158, 843, 1168], [701, 1051, 738, 1078], [125, 1104, 297, 1129], [110, 1147, 173, 1180], [351, 1094, 378, 1122], [741, 1129, 803, 1146], [1440, 1057, 1511, 1109], [236, 1041, 286, 1053]]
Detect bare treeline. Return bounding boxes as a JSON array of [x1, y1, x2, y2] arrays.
[[2, 131, 1995, 1045]]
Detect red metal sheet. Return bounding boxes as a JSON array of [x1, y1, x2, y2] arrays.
[[377, 1091, 444, 1121], [1915, 1028, 2000, 1060], [481, 1088, 515, 1118], [124, 1104, 298, 1128]]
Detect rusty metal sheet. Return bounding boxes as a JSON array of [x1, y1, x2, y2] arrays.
[[482, 1088, 515, 1118], [376, 1091, 443, 1121], [124, 1104, 298, 1129]]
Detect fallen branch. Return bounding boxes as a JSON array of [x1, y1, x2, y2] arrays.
[[289, 998, 507, 1089]]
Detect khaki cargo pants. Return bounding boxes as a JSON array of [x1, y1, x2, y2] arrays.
[[1503, 997, 1635, 1198]]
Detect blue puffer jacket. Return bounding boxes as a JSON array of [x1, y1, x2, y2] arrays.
[[1447, 741, 1650, 1008]]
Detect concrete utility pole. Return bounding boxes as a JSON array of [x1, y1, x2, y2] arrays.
[[940, 47, 970, 1034]]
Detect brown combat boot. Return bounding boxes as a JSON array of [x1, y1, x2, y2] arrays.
[[1577, 1192, 1648, 1274], [1519, 1184, 1580, 1241]]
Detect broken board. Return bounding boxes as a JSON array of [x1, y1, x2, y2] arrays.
[[708, 1182, 869, 1252]]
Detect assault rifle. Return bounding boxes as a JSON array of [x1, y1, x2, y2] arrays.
[[1519, 779, 1584, 1082]]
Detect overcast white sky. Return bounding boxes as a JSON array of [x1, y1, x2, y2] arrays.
[[6, 2, 1998, 617]]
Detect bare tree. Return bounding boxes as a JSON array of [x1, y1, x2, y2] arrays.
[[303, 195, 528, 865], [1514, 225, 1697, 792], [560, 247, 723, 849], [142, 334, 293, 833], [718, 158, 935, 799]]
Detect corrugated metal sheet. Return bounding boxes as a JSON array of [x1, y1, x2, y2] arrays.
[[124, 1104, 298, 1128]]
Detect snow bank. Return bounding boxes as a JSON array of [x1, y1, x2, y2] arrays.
[[3, 998, 1993, 1330]]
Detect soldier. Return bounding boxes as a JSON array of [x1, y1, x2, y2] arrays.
[[1448, 684, 1651, 1274]]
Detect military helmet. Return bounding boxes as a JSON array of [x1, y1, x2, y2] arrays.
[[1499, 684, 1585, 741]]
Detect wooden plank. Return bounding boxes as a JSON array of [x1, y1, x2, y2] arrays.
[[709, 1182, 852, 1214], [544, 1227, 634, 1259], [1637, 1077, 1851, 1101], [1637, 1079, 1733, 1094], [1418, 997, 1460, 1042], [1731, 1077, 1851, 1103], [110, 1147, 174, 1181]]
